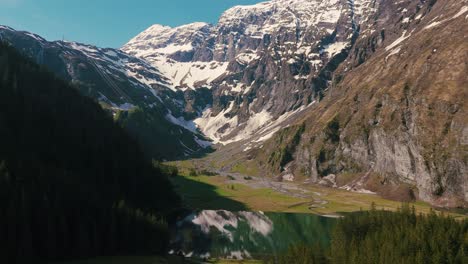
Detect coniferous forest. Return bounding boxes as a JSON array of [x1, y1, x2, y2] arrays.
[[270, 205, 468, 264], [0, 42, 180, 263]]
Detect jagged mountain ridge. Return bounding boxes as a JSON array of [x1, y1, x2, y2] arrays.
[[0, 25, 211, 159]]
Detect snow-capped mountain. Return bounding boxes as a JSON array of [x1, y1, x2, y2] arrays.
[[124, 0, 467, 207], [123, 22, 226, 90], [0, 25, 170, 107], [0, 25, 211, 159], [122, 0, 377, 145]]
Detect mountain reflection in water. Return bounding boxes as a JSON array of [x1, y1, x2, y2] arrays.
[[170, 210, 336, 260]]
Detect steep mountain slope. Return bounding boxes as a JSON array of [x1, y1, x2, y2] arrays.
[[239, 0, 468, 207], [0, 43, 178, 262], [0, 26, 210, 159], [123, 0, 377, 144]]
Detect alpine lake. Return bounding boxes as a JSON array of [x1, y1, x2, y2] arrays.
[[169, 210, 336, 260]]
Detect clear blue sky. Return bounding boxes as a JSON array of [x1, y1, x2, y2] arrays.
[[0, 0, 264, 48]]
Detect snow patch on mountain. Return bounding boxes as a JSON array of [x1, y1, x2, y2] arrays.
[[155, 60, 229, 90], [219, 0, 342, 30], [194, 102, 239, 144], [236, 52, 260, 65], [154, 43, 194, 54], [323, 42, 349, 57], [385, 30, 411, 51], [123, 22, 212, 89], [193, 104, 278, 145], [165, 111, 198, 133], [224, 110, 273, 144], [195, 100, 317, 146], [423, 6, 468, 30], [124, 22, 209, 56]]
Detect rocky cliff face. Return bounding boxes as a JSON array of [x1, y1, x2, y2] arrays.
[[246, 0, 467, 207]]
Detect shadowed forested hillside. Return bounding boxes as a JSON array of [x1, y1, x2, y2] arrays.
[[0, 42, 180, 263]]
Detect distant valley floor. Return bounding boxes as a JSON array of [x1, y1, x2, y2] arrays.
[[168, 160, 467, 219]]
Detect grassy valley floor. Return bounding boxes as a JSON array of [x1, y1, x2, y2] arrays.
[[168, 160, 467, 219]]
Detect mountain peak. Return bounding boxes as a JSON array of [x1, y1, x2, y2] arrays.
[[123, 21, 211, 51], [177, 22, 210, 29], [148, 24, 172, 31]]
